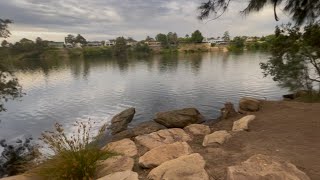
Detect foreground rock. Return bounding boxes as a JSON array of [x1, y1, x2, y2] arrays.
[[97, 170, 138, 180], [227, 154, 310, 180], [96, 156, 134, 178], [102, 138, 137, 157], [109, 108, 135, 135], [239, 97, 261, 112], [203, 130, 232, 147], [154, 108, 205, 128], [232, 115, 256, 132], [147, 153, 209, 180], [184, 124, 211, 136], [135, 128, 192, 150], [139, 142, 193, 168]]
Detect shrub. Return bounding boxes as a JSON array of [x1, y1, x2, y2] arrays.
[[33, 120, 113, 179], [0, 136, 36, 177]]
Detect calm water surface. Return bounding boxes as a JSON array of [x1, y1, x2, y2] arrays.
[[0, 52, 288, 139]]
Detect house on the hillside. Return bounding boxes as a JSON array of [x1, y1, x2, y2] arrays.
[[65, 43, 73, 48], [75, 43, 82, 48], [104, 40, 115, 46], [126, 39, 138, 46], [48, 42, 64, 48], [145, 39, 161, 47], [87, 41, 103, 47], [204, 37, 228, 45]]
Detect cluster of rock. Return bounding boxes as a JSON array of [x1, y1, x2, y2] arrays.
[[93, 97, 310, 180], [1, 97, 310, 180]]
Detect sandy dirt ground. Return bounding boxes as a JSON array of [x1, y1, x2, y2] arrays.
[[136, 100, 320, 180]]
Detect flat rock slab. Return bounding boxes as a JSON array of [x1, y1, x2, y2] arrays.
[[154, 108, 205, 128], [139, 142, 193, 168], [184, 124, 211, 136], [102, 138, 137, 157], [232, 115, 256, 132], [202, 130, 232, 147], [135, 128, 192, 150], [147, 153, 209, 180], [97, 170, 139, 180], [227, 154, 310, 180], [95, 156, 134, 178]]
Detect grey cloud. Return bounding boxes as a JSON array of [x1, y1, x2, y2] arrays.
[[0, 0, 291, 42]]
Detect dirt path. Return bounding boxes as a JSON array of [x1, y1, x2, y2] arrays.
[[193, 100, 320, 180]]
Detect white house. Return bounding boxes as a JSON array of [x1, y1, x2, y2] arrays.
[[204, 37, 227, 45], [104, 40, 115, 46]]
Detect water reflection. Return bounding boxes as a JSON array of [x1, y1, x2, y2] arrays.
[[0, 52, 288, 139]]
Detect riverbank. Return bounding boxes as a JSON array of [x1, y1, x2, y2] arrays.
[[3, 98, 319, 179]]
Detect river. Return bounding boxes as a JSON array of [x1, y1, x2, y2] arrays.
[[0, 52, 288, 140]]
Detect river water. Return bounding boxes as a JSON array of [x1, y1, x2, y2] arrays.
[[0, 52, 288, 139]]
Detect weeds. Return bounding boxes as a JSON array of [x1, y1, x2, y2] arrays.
[[33, 120, 112, 180]]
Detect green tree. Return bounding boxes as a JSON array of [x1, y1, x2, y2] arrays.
[[0, 18, 23, 112], [191, 30, 204, 43], [0, 19, 13, 38], [35, 37, 43, 45], [145, 36, 153, 41], [65, 34, 75, 44], [167, 32, 178, 46], [1, 40, 8, 47], [155, 33, 168, 47], [260, 23, 320, 92], [74, 34, 87, 45], [223, 31, 230, 42], [113, 37, 128, 56], [229, 36, 245, 51], [198, 0, 320, 25]]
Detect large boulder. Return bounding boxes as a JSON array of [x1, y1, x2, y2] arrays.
[[109, 108, 135, 135], [227, 154, 310, 180], [232, 115, 256, 132], [239, 97, 261, 112], [139, 142, 193, 168], [97, 170, 139, 180], [135, 128, 192, 150], [95, 156, 134, 178], [202, 130, 232, 147], [102, 138, 137, 157], [147, 153, 209, 180], [154, 108, 205, 128], [184, 124, 211, 136]]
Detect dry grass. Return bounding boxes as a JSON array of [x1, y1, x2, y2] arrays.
[[31, 120, 114, 180]]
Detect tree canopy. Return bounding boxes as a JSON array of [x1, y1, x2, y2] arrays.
[[198, 0, 320, 25], [75, 34, 87, 45], [0, 18, 23, 112], [191, 30, 204, 43], [260, 23, 320, 91], [0, 19, 13, 38]]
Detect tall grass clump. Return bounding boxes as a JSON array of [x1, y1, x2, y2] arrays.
[[33, 120, 113, 180]]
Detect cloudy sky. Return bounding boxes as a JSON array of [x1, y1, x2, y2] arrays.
[[0, 0, 291, 42]]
